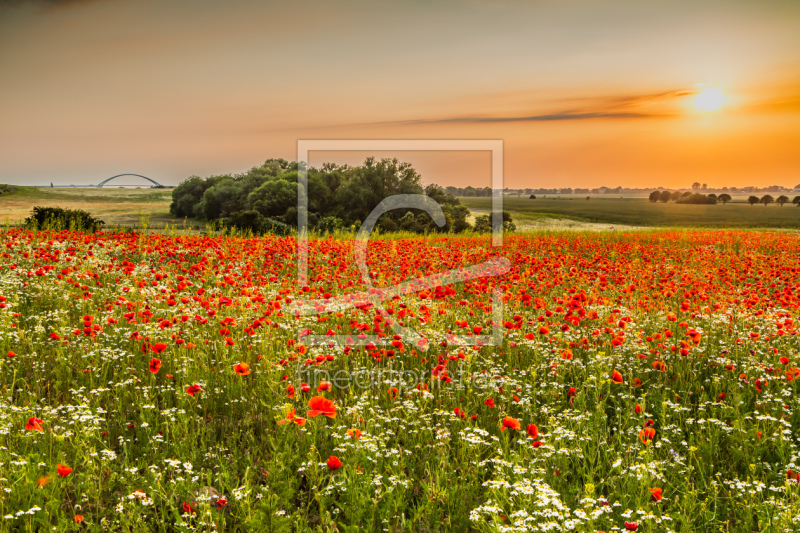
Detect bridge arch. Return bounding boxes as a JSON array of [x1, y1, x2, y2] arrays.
[[96, 174, 164, 187]]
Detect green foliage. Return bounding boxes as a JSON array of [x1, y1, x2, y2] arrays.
[[718, 193, 732, 204], [676, 193, 717, 205], [172, 157, 473, 235], [0, 184, 12, 196], [23, 206, 104, 232], [473, 211, 515, 233]]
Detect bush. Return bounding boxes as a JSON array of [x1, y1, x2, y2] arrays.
[[24, 207, 104, 232], [675, 193, 717, 205]]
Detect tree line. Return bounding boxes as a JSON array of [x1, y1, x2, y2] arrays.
[[649, 191, 800, 206], [170, 158, 514, 234]]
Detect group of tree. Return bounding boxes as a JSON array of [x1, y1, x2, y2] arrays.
[[650, 190, 800, 206], [24, 206, 105, 232], [171, 158, 512, 235], [746, 195, 799, 206], [649, 191, 724, 204]]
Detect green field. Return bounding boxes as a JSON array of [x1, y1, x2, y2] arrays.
[[461, 195, 800, 229], [0, 186, 179, 228]]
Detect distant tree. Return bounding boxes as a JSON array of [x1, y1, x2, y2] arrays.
[[777, 195, 789, 206], [681, 191, 692, 198], [718, 193, 731, 205], [692, 182, 701, 189], [586, 196, 590, 200], [670, 191, 681, 202], [707, 193, 717, 201], [748, 195, 760, 206], [649, 191, 661, 203], [529, 194, 536, 199], [794, 196, 800, 206], [701, 183, 708, 190], [760, 194, 774, 207], [676, 193, 717, 205], [659, 190, 672, 203]]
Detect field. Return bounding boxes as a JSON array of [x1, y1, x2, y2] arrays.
[[0, 187, 176, 228], [2, 228, 800, 531], [461, 196, 800, 230]]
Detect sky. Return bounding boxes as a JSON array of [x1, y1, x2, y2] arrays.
[[1, 0, 799, 189]]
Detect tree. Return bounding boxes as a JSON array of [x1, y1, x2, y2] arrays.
[[793, 196, 800, 206], [659, 191, 672, 203], [718, 193, 731, 205], [760, 194, 774, 207], [670, 191, 681, 202], [747, 195, 760, 206], [692, 182, 701, 189], [777, 195, 789, 206], [649, 191, 661, 203]]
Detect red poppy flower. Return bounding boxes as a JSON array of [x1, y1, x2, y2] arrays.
[[526, 423, 539, 439], [186, 384, 202, 396], [152, 342, 168, 354], [624, 522, 639, 531], [149, 358, 162, 374], [347, 428, 362, 440], [7, 350, 15, 358], [611, 370, 623, 384], [500, 416, 521, 431], [25, 417, 44, 431], [307, 396, 336, 418], [649, 487, 663, 501], [234, 362, 251, 375], [57, 464, 73, 477], [635, 404, 643, 414], [484, 398, 496, 408], [182, 502, 197, 515], [74, 515, 84, 523], [327, 455, 343, 471], [639, 427, 656, 446]]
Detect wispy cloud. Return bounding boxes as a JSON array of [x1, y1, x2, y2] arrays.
[[370, 89, 690, 125]]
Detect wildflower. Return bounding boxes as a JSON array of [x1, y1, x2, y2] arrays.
[[25, 417, 44, 431], [526, 423, 539, 439], [317, 381, 331, 392], [624, 522, 639, 531], [57, 464, 73, 477], [307, 396, 336, 418], [347, 428, 362, 440], [649, 487, 663, 501], [7, 350, 15, 358], [500, 416, 521, 431], [152, 343, 168, 354], [186, 384, 202, 397], [635, 405, 642, 414], [639, 427, 656, 446], [148, 358, 162, 374], [277, 408, 306, 426], [484, 398, 496, 408], [234, 362, 251, 375], [182, 502, 196, 515], [327, 455, 343, 471], [611, 370, 623, 384], [74, 515, 84, 523]]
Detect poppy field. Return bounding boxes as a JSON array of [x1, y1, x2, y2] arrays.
[[3, 228, 800, 532]]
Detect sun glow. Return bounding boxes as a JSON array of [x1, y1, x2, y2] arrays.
[[693, 87, 727, 112]]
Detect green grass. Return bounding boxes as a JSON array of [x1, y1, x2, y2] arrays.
[[0, 186, 180, 228], [461, 196, 800, 229]]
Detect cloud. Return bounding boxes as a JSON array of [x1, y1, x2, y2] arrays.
[[370, 90, 689, 126]]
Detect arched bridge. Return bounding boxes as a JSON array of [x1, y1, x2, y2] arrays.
[[96, 174, 164, 187]]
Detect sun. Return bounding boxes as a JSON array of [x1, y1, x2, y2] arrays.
[[693, 87, 727, 112]]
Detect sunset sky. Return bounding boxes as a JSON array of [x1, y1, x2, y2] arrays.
[[1, 0, 799, 189]]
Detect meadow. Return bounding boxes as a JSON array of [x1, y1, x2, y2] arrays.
[[461, 196, 800, 230], [2, 228, 800, 531], [0, 187, 176, 229]]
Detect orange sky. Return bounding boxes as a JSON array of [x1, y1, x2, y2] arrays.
[[1, 0, 799, 189]]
